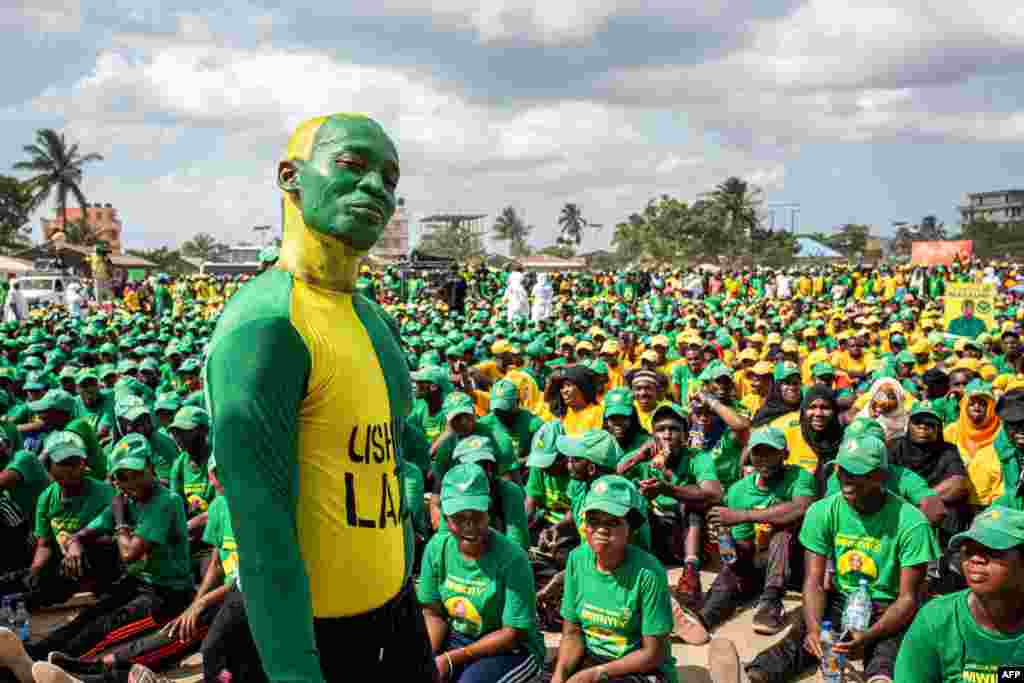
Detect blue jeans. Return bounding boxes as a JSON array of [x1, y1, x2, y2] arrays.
[[445, 631, 540, 683]]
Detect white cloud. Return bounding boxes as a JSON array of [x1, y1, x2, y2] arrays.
[[0, 0, 82, 33]]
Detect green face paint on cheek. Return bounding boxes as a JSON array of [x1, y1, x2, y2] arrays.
[[297, 117, 400, 250]]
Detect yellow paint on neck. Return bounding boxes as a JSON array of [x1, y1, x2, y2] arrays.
[[278, 193, 362, 293]]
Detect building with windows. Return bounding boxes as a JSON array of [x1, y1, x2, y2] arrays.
[[370, 197, 410, 262], [959, 190, 1024, 224], [41, 203, 124, 253]]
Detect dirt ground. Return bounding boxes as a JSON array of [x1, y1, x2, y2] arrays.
[[30, 567, 850, 682]]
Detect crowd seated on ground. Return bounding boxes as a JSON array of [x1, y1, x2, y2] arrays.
[[0, 260, 1024, 682]]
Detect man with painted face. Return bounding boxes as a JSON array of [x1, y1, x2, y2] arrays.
[[204, 114, 434, 682]]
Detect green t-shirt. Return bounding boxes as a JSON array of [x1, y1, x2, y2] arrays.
[[34, 478, 116, 553], [894, 589, 1024, 682], [169, 452, 216, 518], [799, 492, 938, 604], [202, 495, 239, 585], [432, 424, 517, 481], [569, 479, 651, 551], [3, 449, 50, 522], [725, 465, 816, 545], [626, 451, 718, 513], [825, 464, 935, 504], [560, 544, 678, 683], [670, 364, 696, 399], [409, 399, 446, 444], [416, 530, 544, 662], [707, 427, 747, 493], [87, 485, 193, 591], [525, 467, 572, 524], [478, 411, 544, 463], [401, 459, 428, 538]]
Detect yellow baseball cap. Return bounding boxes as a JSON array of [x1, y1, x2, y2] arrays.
[[766, 332, 783, 345], [781, 339, 799, 352], [651, 335, 670, 348], [752, 360, 775, 375]]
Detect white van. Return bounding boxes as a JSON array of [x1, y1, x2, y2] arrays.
[[11, 273, 81, 307]]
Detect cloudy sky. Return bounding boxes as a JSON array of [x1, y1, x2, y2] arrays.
[[3, 0, 1023, 253]]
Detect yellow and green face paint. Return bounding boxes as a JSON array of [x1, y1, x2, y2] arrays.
[[278, 114, 399, 290]]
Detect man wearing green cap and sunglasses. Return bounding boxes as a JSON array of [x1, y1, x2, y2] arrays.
[[893, 505, 1024, 681], [744, 434, 938, 683]]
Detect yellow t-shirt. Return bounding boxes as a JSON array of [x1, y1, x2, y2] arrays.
[[964, 443, 1004, 506], [562, 403, 604, 436], [783, 419, 819, 474], [290, 281, 404, 617], [473, 360, 505, 383]]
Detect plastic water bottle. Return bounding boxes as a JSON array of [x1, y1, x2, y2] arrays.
[[718, 528, 738, 565], [819, 620, 844, 683], [13, 601, 28, 642], [217, 671, 232, 683], [842, 578, 872, 633], [0, 598, 11, 631], [688, 424, 705, 449]]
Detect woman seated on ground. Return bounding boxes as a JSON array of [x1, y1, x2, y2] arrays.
[[544, 366, 604, 437], [419, 463, 545, 683], [943, 379, 1000, 465], [602, 388, 651, 460], [551, 475, 678, 683], [848, 376, 913, 446], [780, 386, 844, 488]]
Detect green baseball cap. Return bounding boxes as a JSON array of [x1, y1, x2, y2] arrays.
[[950, 505, 1024, 552], [59, 366, 79, 381], [411, 365, 448, 386], [259, 245, 280, 264], [773, 361, 801, 382], [179, 358, 201, 373], [845, 417, 886, 442], [98, 364, 118, 379], [41, 431, 88, 463], [748, 426, 788, 452], [109, 433, 152, 474], [452, 435, 496, 465], [909, 400, 941, 422], [835, 434, 888, 475], [440, 463, 492, 516], [811, 362, 835, 378], [526, 421, 564, 469], [444, 392, 476, 422], [169, 406, 210, 431], [966, 380, 995, 400], [76, 368, 98, 385], [602, 388, 636, 419], [155, 394, 182, 413], [29, 389, 77, 415], [896, 350, 916, 365], [489, 379, 519, 412], [555, 429, 623, 470], [700, 362, 733, 383], [117, 395, 151, 422], [23, 371, 47, 391], [580, 475, 645, 525]]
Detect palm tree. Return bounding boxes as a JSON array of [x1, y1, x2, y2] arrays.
[[558, 203, 587, 246], [181, 232, 227, 262], [711, 177, 762, 239], [13, 129, 103, 240], [492, 206, 533, 257], [61, 220, 98, 247]]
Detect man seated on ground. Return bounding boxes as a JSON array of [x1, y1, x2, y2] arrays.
[[0, 432, 119, 609], [476, 378, 543, 467], [677, 427, 815, 646], [0, 428, 49, 575], [166, 407, 216, 572], [113, 397, 178, 486], [735, 434, 938, 683], [0, 434, 194, 679], [617, 403, 723, 613]]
